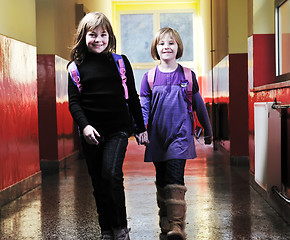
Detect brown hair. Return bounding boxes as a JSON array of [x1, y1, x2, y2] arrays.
[[70, 12, 116, 64], [151, 27, 183, 60]]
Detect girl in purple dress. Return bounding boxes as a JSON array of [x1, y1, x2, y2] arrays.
[[140, 27, 212, 240]]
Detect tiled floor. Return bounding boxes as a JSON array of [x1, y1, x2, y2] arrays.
[[1, 138, 289, 239]]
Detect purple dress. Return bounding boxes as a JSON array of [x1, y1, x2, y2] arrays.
[[140, 65, 212, 162]]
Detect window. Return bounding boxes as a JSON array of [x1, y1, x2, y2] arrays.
[[120, 14, 154, 63], [160, 12, 194, 62], [275, 0, 290, 81], [118, 11, 196, 92]]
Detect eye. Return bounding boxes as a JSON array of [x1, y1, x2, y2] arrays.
[[88, 32, 96, 37]]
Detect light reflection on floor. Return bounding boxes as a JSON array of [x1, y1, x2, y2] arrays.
[[1, 137, 289, 239]]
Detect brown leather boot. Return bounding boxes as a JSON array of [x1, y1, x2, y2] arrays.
[[164, 184, 187, 240], [164, 184, 187, 200], [156, 184, 170, 234]]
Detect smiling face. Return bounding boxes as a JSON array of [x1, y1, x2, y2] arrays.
[[156, 33, 178, 62], [86, 26, 109, 54]]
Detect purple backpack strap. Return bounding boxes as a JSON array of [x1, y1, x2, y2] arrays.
[[68, 61, 82, 92], [112, 53, 129, 100]]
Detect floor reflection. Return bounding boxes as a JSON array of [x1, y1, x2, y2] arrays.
[[1, 138, 289, 239]]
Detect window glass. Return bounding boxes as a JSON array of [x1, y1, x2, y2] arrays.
[[160, 13, 194, 61], [120, 14, 154, 63], [278, 0, 290, 75], [120, 11, 195, 93], [133, 69, 149, 94]]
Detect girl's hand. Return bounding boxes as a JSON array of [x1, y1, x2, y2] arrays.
[[135, 131, 149, 146], [83, 125, 101, 145]]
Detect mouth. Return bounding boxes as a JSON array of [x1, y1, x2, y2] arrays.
[[92, 43, 104, 48]]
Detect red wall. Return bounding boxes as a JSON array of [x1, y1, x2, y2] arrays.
[[37, 55, 58, 161], [37, 55, 76, 165], [253, 34, 276, 87], [0, 35, 40, 191], [200, 54, 249, 160], [55, 56, 76, 160], [229, 54, 249, 157], [248, 34, 290, 190]]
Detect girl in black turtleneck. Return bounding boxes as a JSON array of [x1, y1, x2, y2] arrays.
[[68, 12, 148, 240]]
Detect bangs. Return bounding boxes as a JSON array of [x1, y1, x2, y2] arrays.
[[86, 17, 108, 32], [158, 29, 175, 42]]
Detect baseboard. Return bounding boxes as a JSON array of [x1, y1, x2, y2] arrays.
[[0, 171, 42, 207], [230, 156, 249, 167], [216, 141, 249, 167], [40, 151, 80, 173], [249, 173, 290, 224]]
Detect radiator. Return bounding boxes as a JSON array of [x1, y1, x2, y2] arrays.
[[254, 102, 281, 192]]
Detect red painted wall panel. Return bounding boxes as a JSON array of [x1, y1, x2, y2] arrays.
[[202, 56, 230, 152], [37, 55, 76, 164], [37, 55, 58, 161], [229, 54, 249, 157], [199, 74, 212, 103], [203, 54, 249, 158], [0, 35, 40, 191], [253, 34, 275, 87], [213, 55, 230, 104], [55, 56, 75, 160], [248, 34, 290, 180]]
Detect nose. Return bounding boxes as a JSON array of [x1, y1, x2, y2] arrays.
[[164, 43, 170, 48], [94, 36, 101, 42]]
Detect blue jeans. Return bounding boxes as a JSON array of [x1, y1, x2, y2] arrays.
[[82, 131, 129, 231], [154, 159, 186, 188]]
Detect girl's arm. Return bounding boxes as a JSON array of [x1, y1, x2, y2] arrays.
[[122, 55, 146, 134], [68, 74, 89, 132], [68, 72, 113, 145], [192, 92, 213, 142], [140, 72, 151, 127], [189, 71, 212, 143]]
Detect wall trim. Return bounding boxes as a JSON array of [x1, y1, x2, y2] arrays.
[[251, 80, 290, 92], [0, 172, 42, 208], [40, 151, 80, 173], [249, 173, 290, 224], [230, 156, 250, 167]]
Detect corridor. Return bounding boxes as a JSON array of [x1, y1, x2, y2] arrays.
[[1, 138, 289, 240]]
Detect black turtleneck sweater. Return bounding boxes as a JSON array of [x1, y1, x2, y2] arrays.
[[68, 52, 146, 136]]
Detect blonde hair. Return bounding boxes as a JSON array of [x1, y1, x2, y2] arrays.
[[70, 12, 116, 64], [151, 27, 183, 60]]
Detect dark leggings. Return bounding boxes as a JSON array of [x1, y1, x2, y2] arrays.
[[153, 159, 186, 188]]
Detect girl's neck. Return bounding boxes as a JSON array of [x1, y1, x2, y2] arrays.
[[158, 60, 178, 73]]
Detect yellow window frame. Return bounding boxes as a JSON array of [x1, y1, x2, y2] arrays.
[[112, 1, 199, 71]]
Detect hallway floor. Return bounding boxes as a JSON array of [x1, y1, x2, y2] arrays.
[[1, 138, 289, 239]]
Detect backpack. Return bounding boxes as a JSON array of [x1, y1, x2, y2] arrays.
[[147, 66, 200, 136], [68, 53, 136, 133], [68, 53, 128, 99]]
